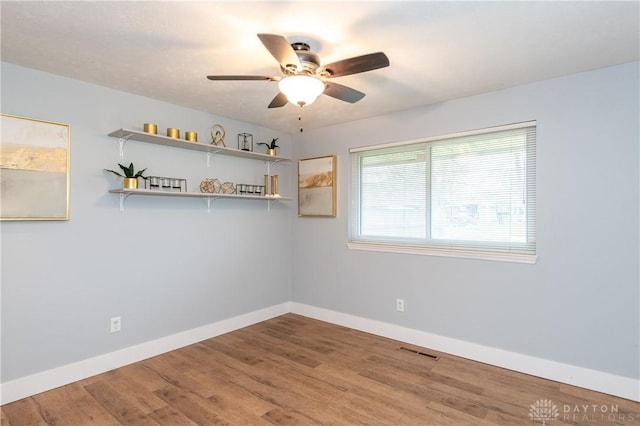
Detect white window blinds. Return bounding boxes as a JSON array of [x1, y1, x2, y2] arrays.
[[349, 122, 537, 263]]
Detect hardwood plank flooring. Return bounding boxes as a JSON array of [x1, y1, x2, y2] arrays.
[[2, 314, 638, 425]]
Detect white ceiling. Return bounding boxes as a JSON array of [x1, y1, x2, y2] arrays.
[[1, 1, 639, 134]]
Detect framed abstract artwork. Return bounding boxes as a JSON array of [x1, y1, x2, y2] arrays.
[[298, 155, 336, 217], [1, 114, 70, 221]]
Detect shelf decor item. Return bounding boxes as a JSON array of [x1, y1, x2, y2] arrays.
[[238, 133, 253, 151], [298, 155, 336, 217], [258, 137, 279, 156], [143, 123, 157, 134], [145, 176, 186, 192], [105, 162, 148, 189], [237, 183, 265, 195], [210, 124, 226, 146], [166, 128, 180, 139], [200, 178, 221, 194], [185, 131, 197, 142], [1, 114, 70, 221], [220, 181, 236, 194]]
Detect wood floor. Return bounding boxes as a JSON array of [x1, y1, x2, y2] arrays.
[[2, 314, 638, 425]]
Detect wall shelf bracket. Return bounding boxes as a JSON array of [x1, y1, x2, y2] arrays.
[[118, 135, 132, 158], [118, 192, 132, 212], [206, 150, 222, 167], [265, 158, 284, 175], [267, 197, 284, 213], [206, 196, 215, 213]]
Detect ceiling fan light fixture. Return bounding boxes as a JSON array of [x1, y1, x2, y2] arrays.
[[278, 75, 325, 107]]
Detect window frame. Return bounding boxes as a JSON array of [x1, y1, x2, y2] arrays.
[[348, 121, 537, 264]]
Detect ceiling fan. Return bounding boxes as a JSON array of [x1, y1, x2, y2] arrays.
[[207, 33, 390, 109]]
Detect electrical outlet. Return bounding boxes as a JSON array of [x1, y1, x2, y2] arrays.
[[396, 298, 405, 312], [110, 316, 122, 333]]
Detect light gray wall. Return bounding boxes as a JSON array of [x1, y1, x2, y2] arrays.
[[291, 62, 640, 379], [2, 60, 638, 385], [1, 63, 292, 381]]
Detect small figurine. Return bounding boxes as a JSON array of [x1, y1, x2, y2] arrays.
[[210, 124, 226, 146]]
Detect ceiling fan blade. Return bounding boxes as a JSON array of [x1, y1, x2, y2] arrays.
[[320, 52, 389, 78], [268, 92, 289, 108], [323, 82, 365, 103], [257, 33, 302, 71], [207, 75, 279, 81]]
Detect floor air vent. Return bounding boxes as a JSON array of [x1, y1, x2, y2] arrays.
[[399, 346, 440, 360]]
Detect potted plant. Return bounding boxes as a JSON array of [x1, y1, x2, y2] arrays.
[[258, 138, 279, 156], [105, 162, 147, 189]]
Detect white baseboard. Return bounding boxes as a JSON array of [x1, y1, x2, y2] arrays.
[[3, 301, 638, 405], [0, 303, 290, 405], [290, 302, 640, 402]]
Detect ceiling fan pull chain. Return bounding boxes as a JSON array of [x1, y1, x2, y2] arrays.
[[298, 113, 304, 133]]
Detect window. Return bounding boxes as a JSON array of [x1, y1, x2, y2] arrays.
[[349, 122, 536, 263]]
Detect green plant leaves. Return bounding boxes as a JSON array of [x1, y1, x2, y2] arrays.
[[104, 162, 147, 179]]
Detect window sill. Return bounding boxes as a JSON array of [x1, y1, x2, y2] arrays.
[[346, 241, 538, 264]]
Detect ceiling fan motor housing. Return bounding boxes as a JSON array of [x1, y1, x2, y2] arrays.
[[285, 42, 320, 75]]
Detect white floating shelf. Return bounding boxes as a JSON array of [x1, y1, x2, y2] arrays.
[[108, 128, 291, 162], [109, 188, 290, 212]]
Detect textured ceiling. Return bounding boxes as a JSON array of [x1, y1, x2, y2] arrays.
[[1, 1, 639, 133]]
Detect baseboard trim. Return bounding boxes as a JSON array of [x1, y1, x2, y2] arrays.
[[0, 303, 290, 405], [3, 301, 638, 404], [290, 302, 640, 402]]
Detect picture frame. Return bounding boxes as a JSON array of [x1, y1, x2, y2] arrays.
[[1, 114, 70, 221], [298, 155, 336, 217]]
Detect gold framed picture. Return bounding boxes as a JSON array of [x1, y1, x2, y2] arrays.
[[298, 155, 336, 217], [1, 114, 70, 221]]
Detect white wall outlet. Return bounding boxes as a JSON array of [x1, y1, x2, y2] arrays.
[[110, 316, 122, 333], [396, 298, 405, 312]]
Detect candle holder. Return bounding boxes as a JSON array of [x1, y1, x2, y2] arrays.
[[143, 123, 157, 134], [145, 176, 187, 192], [238, 133, 253, 151]]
